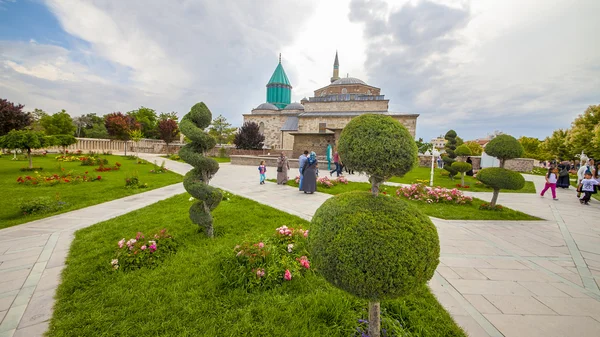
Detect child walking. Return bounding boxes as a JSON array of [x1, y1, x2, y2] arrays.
[[258, 161, 267, 185], [577, 171, 599, 205], [540, 166, 559, 200]]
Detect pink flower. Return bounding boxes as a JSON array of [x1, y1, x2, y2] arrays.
[[284, 269, 292, 281], [141, 245, 147, 250], [258, 242, 264, 248], [256, 268, 265, 278], [287, 244, 294, 253], [118, 238, 125, 248], [303, 230, 309, 238]]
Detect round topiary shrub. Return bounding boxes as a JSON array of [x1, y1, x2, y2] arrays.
[[484, 135, 524, 167], [337, 114, 418, 194], [477, 167, 525, 206], [310, 191, 440, 299], [179, 102, 222, 237], [454, 144, 472, 157], [451, 161, 472, 186]]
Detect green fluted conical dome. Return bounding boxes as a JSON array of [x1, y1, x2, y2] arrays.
[[266, 55, 292, 109]]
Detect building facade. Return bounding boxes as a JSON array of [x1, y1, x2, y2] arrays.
[[243, 52, 419, 155]]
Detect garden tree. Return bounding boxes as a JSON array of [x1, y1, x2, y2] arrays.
[[464, 141, 483, 156], [28, 109, 48, 132], [85, 123, 109, 139], [456, 136, 464, 147], [443, 130, 459, 179], [518, 136, 545, 160], [233, 122, 264, 150], [452, 144, 472, 186], [415, 137, 433, 153], [541, 129, 574, 160], [159, 111, 179, 122], [178, 102, 222, 237], [477, 134, 525, 207], [0, 98, 31, 136], [55, 134, 77, 153], [311, 114, 438, 337], [127, 106, 158, 138], [208, 114, 236, 145], [158, 118, 179, 154], [104, 112, 140, 156], [567, 105, 600, 159], [39, 109, 76, 136], [0, 130, 56, 168], [128, 129, 144, 158]]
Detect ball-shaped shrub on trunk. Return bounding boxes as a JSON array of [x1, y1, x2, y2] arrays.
[[454, 144, 472, 158], [484, 135, 524, 168], [337, 114, 418, 195], [451, 161, 472, 186], [477, 167, 525, 207], [179, 102, 222, 237], [310, 192, 440, 337]]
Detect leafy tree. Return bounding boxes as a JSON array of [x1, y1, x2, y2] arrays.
[[127, 106, 158, 138], [178, 102, 221, 237], [518, 136, 544, 160], [0, 130, 56, 168], [104, 112, 140, 156], [451, 162, 472, 187], [464, 141, 483, 156], [456, 136, 464, 147], [28, 109, 48, 132], [567, 105, 600, 159], [455, 144, 472, 158], [159, 111, 179, 122], [415, 137, 433, 154], [129, 129, 144, 157], [85, 123, 109, 139], [40, 109, 76, 136], [541, 129, 574, 161], [234, 122, 264, 150], [0, 98, 31, 136], [208, 115, 237, 145], [55, 134, 77, 153], [484, 134, 524, 168], [158, 118, 179, 154], [311, 115, 437, 337]]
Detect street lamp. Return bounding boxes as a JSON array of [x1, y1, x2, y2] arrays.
[[430, 148, 440, 187]]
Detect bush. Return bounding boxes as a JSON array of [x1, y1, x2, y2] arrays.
[[309, 192, 440, 301], [111, 229, 177, 271], [451, 161, 472, 186], [218, 147, 227, 158], [477, 167, 525, 207], [19, 196, 66, 215], [396, 184, 473, 204], [337, 114, 417, 193], [81, 157, 108, 166], [484, 135, 524, 166], [233, 121, 264, 150], [443, 157, 458, 178], [444, 130, 458, 158], [454, 144, 472, 157]]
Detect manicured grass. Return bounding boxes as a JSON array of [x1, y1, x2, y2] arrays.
[[270, 180, 538, 221], [162, 154, 231, 163], [0, 155, 182, 229], [389, 167, 536, 193], [49, 193, 466, 337]]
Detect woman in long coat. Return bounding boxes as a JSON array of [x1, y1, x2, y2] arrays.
[[276, 152, 290, 185], [556, 161, 570, 189], [301, 151, 318, 194]]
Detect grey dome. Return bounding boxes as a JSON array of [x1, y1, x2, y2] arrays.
[[332, 77, 366, 85], [255, 103, 279, 110], [284, 102, 305, 110]]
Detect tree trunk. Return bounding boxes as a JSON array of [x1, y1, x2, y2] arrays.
[[490, 189, 500, 207], [368, 301, 381, 337], [203, 201, 214, 238], [165, 142, 170, 155], [499, 159, 505, 168], [369, 176, 383, 196], [27, 149, 32, 169], [461, 173, 465, 186]]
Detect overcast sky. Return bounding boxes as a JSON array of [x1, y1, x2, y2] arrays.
[[1, 0, 598, 141]]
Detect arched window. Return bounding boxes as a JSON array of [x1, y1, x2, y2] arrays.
[[341, 88, 348, 94], [259, 122, 265, 135]]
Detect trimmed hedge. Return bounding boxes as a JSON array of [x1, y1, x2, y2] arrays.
[[337, 114, 418, 180], [477, 167, 525, 190], [484, 135, 524, 161], [309, 191, 440, 301], [454, 144, 472, 157], [451, 161, 472, 173]]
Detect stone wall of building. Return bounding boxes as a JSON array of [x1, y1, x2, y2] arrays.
[[291, 134, 336, 158], [303, 100, 388, 112], [313, 84, 381, 97], [297, 115, 417, 138]]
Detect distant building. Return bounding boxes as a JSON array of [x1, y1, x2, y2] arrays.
[[431, 136, 447, 150]]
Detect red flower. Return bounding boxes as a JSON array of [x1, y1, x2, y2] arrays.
[[85, 171, 88, 174], [97, 176, 101, 180]]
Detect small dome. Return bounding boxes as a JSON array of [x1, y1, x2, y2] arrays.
[[332, 77, 366, 85], [284, 102, 304, 110], [255, 103, 279, 110]]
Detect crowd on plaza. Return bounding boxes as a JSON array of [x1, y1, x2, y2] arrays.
[[540, 157, 600, 205]]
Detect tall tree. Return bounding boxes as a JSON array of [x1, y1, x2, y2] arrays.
[[0, 130, 56, 168], [415, 137, 433, 153], [40, 109, 76, 136], [104, 112, 140, 155], [158, 118, 179, 154], [541, 129, 574, 160], [0, 98, 31, 136], [234, 122, 264, 150], [29, 109, 49, 132], [518, 136, 543, 160], [568, 105, 600, 158], [127, 106, 158, 138], [208, 115, 236, 145]]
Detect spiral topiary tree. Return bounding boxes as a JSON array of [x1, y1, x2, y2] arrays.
[[312, 114, 439, 337], [178, 103, 222, 237]]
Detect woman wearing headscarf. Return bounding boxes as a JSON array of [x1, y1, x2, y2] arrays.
[[556, 161, 571, 189], [466, 157, 474, 176], [276, 152, 290, 185], [301, 151, 318, 194]]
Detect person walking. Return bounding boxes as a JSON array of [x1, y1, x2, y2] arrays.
[[437, 155, 443, 169], [577, 158, 590, 186], [276, 152, 290, 185], [540, 166, 559, 200], [258, 161, 267, 185], [556, 161, 570, 189], [330, 151, 340, 177], [578, 171, 599, 205], [298, 150, 308, 190], [301, 151, 318, 194]]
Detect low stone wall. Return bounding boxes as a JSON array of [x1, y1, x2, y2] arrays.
[[230, 155, 301, 169], [204, 146, 293, 158], [504, 158, 535, 172]]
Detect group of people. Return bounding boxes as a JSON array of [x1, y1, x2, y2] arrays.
[[540, 158, 600, 205]]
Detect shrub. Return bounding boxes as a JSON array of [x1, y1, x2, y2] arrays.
[[150, 160, 168, 173], [125, 174, 147, 189], [396, 184, 473, 204], [81, 157, 108, 166], [337, 114, 418, 194], [168, 154, 181, 161], [454, 144, 472, 157], [19, 196, 66, 215], [444, 130, 458, 158], [477, 167, 525, 206], [111, 229, 176, 271], [310, 192, 440, 336], [95, 162, 121, 172], [221, 225, 310, 290], [443, 156, 458, 179], [484, 134, 524, 167], [451, 161, 472, 186], [233, 121, 264, 150], [218, 147, 227, 158]]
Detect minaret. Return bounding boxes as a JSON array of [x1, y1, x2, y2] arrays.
[[330, 51, 340, 83]]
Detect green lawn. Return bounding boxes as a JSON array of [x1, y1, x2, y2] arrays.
[[269, 180, 538, 221], [389, 167, 536, 193], [0, 154, 182, 229], [162, 154, 230, 163], [48, 193, 466, 337]]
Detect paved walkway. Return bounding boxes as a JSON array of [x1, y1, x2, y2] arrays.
[[2, 154, 600, 337]]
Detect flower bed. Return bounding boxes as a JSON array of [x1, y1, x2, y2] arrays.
[[17, 171, 102, 186], [111, 229, 176, 271], [95, 162, 121, 172], [222, 225, 311, 290], [396, 183, 473, 204], [479, 203, 503, 211], [293, 175, 348, 188]]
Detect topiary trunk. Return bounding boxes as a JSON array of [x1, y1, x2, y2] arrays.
[[461, 172, 465, 186], [369, 301, 381, 337], [27, 149, 33, 169], [490, 188, 500, 207], [369, 176, 383, 196]]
